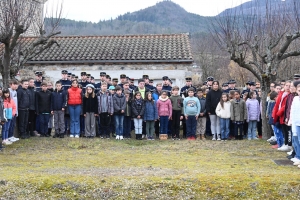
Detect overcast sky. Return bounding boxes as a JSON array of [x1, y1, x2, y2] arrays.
[[45, 0, 251, 22]]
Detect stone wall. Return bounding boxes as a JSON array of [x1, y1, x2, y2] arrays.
[[21, 63, 201, 88]]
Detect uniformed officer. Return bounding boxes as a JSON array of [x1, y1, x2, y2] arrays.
[[79, 72, 89, 93], [112, 78, 118, 87], [95, 72, 109, 93], [142, 75, 155, 92], [75, 75, 79, 81], [180, 77, 196, 97], [294, 74, 300, 81], [34, 71, 43, 92], [129, 78, 137, 90], [224, 79, 238, 93], [86, 74, 91, 83], [106, 75, 112, 85], [60, 70, 72, 91], [206, 76, 214, 90], [67, 73, 72, 81], [222, 83, 229, 91], [242, 81, 251, 96], [91, 76, 95, 84], [149, 79, 154, 86], [118, 74, 127, 88], [162, 76, 172, 96], [71, 74, 75, 81]]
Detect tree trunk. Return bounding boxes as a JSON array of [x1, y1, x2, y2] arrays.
[[2, 46, 11, 88], [261, 77, 271, 139]]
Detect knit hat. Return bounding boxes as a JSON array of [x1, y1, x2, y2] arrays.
[[86, 84, 95, 89], [109, 86, 115, 90]]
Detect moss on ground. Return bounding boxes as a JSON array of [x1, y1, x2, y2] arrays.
[[0, 138, 299, 199]]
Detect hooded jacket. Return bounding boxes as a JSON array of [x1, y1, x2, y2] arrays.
[[246, 98, 261, 122], [230, 99, 247, 122], [272, 91, 290, 124], [216, 101, 231, 119], [97, 90, 114, 114], [131, 98, 145, 118], [144, 100, 158, 121], [3, 98, 17, 118], [113, 93, 126, 115], [156, 96, 172, 117]]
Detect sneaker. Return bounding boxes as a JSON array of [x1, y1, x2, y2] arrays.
[[287, 150, 293, 155], [293, 161, 300, 166], [212, 137, 216, 141], [271, 144, 279, 149], [2, 140, 12, 145], [298, 165, 300, 168], [116, 135, 120, 140], [267, 136, 276, 142], [8, 137, 17, 142], [248, 138, 251, 140], [253, 137, 259, 140], [278, 145, 292, 152], [70, 135, 74, 138], [291, 157, 299, 162], [217, 138, 221, 141], [119, 136, 123, 140], [75, 135, 79, 138]]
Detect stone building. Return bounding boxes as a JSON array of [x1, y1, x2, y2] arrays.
[[21, 33, 195, 87]]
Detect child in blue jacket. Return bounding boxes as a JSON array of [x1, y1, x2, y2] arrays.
[[144, 92, 158, 140]]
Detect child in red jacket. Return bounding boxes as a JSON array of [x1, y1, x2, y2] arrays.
[[272, 80, 292, 151]]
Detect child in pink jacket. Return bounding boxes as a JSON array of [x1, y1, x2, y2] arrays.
[[2, 89, 16, 145], [156, 91, 172, 136]]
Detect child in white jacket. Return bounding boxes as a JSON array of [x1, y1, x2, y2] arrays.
[[216, 93, 231, 141], [291, 83, 300, 168]]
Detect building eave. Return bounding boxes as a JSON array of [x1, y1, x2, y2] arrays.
[[26, 59, 194, 65]]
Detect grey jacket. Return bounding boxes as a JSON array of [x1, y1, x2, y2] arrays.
[[113, 94, 126, 114], [97, 90, 114, 114], [230, 99, 248, 122]]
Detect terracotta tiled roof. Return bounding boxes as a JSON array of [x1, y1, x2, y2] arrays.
[[1, 33, 193, 64]]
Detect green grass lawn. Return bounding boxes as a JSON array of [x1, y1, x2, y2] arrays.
[[0, 137, 299, 199]]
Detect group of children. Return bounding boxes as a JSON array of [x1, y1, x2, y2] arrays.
[[265, 78, 300, 169], [1, 71, 300, 164]]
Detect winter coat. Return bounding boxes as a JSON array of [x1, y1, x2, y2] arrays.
[[156, 96, 172, 117], [183, 96, 201, 116], [124, 99, 132, 117], [97, 90, 114, 114], [3, 99, 17, 117], [267, 100, 276, 125], [113, 94, 126, 115], [169, 95, 183, 111], [246, 98, 260, 122], [67, 87, 82, 105], [272, 91, 290, 124], [9, 88, 18, 115], [27, 87, 36, 111], [143, 100, 158, 121], [206, 89, 222, 115], [284, 93, 297, 123], [17, 88, 30, 110], [0, 98, 5, 122], [230, 99, 247, 122], [83, 94, 98, 114], [131, 99, 145, 118], [36, 90, 52, 114], [291, 96, 300, 134], [51, 89, 67, 111], [198, 97, 206, 116], [216, 101, 231, 119]]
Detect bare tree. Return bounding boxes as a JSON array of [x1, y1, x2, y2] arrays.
[[0, 0, 62, 87], [210, 0, 300, 139]]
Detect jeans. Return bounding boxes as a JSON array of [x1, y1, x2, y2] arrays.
[[2, 119, 11, 140], [234, 122, 244, 137], [295, 126, 300, 159], [69, 105, 81, 136], [134, 118, 143, 134], [186, 115, 197, 137], [8, 116, 16, 138], [247, 120, 257, 139], [114, 114, 124, 136], [145, 120, 155, 138], [292, 135, 300, 160], [123, 116, 132, 138], [209, 114, 220, 137], [159, 116, 169, 134], [274, 124, 284, 147], [38, 114, 50, 135], [220, 118, 230, 139]]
